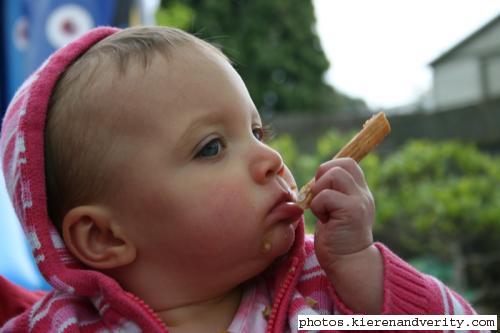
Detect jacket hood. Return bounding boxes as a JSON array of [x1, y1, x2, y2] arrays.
[[0, 27, 121, 296]]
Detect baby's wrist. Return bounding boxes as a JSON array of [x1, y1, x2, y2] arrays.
[[323, 244, 384, 314], [323, 244, 381, 281]]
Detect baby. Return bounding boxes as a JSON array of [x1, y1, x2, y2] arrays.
[[0, 26, 478, 333]]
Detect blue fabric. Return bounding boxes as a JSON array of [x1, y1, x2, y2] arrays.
[[1, 0, 26, 115], [24, 0, 118, 74], [1, 0, 123, 119], [0, 170, 51, 291]]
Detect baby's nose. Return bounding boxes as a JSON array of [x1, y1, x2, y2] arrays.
[[250, 144, 283, 184]]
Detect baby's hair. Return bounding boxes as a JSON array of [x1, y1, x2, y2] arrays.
[[45, 26, 225, 233]]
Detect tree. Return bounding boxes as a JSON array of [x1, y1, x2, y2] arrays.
[[156, 0, 366, 114]]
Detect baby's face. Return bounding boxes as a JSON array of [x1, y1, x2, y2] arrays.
[[105, 46, 302, 293]]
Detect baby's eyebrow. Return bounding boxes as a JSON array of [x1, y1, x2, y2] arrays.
[[176, 106, 259, 148], [176, 110, 228, 144]]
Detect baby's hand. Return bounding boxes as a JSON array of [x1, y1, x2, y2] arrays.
[[310, 158, 375, 273]]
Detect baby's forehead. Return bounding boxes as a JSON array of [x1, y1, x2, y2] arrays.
[[64, 32, 234, 140], [87, 28, 226, 78], [83, 43, 227, 113], [73, 51, 192, 133]]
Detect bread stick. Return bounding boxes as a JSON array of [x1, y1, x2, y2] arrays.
[[296, 112, 391, 209]]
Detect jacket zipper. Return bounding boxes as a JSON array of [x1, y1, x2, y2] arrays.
[[266, 257, 300, 333], [126, 292, 169, 332]]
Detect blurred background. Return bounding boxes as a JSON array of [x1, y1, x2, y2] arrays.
[[1, 0, 499, 315]]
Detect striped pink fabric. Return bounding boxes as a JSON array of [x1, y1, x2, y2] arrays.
[[226, 277, 270, 333], [0, 27, 482, 333]]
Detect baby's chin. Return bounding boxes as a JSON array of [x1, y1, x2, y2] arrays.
[[261, 240, 297, 274], [259, 221, 297, 259]]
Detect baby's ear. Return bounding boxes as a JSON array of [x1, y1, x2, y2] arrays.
[[62, 205, 136, 270]]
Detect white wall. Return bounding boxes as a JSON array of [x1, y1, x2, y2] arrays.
[[431, 20, 500, 110], [486, 54, 500, 97], [433, 58, 482, 109], [453, 22, 500, 59]]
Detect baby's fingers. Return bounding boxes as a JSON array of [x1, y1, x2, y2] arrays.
[[315, 158, 366, 188], [312, 165, 359, 197], [309, 189, 350, 223]]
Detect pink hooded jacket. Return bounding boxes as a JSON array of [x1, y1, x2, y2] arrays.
[[0, 27, 478, 333]]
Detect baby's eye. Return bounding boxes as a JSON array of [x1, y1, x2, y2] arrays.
[[196, 138, 223, 158], [252, 127, 265, 141], [253, 125, 275, 142]]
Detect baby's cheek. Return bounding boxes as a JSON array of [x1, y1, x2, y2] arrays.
[[202, 181, 252, 218]]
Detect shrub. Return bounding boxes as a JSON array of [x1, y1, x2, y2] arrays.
[[271, 132, 500, 312]]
